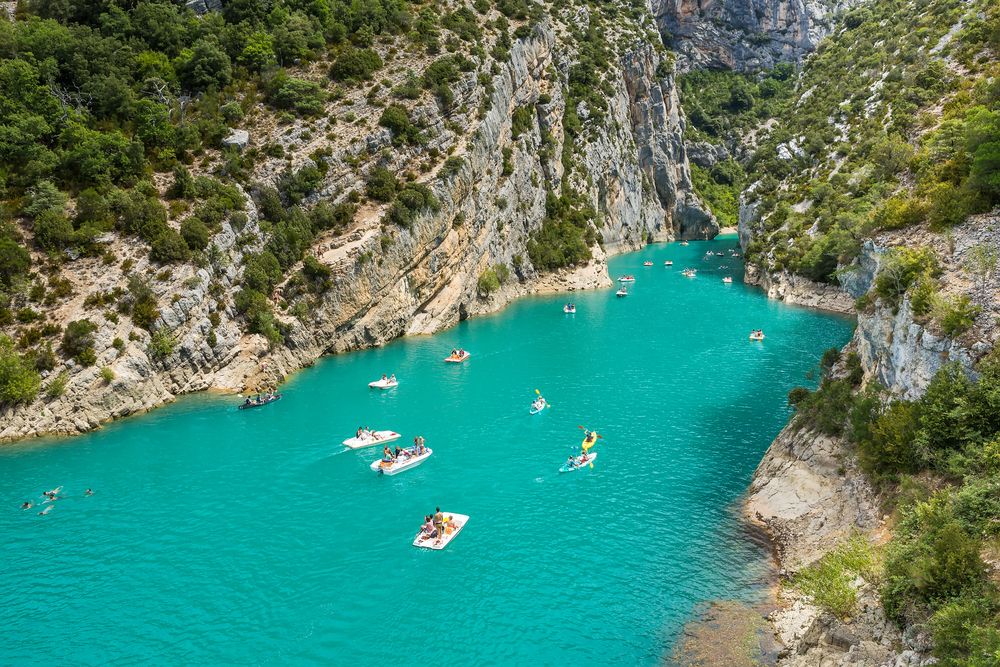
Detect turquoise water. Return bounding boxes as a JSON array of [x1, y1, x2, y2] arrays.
[[0, 238, 853, 666]]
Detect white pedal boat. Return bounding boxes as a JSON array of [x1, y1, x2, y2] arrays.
[[343, 430, 402, 449], [368, 378, 398, 389], [563, 305, 576, 313], [559, 452, 598, 473], [723, 277, 733, 283], [617, 276, 635, 282], [665, 261, 673, 266], [616, 288, 628, 297], [445, 351, 470, 363], [371, 447, 432, 475], [413, 513, 468, 549]]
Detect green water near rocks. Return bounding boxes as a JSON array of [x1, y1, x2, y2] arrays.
[[0, 237, 853, 666]]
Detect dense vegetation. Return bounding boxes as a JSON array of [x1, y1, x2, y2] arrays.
[[789, 351, 1000, 663], [732, 0, 1000, 290]]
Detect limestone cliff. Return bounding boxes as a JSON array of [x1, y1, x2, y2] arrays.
[[650, 0, 859, 72], [0, 25, 715, 441]]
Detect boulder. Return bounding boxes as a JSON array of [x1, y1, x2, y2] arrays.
[[222, 130, 250, 152]]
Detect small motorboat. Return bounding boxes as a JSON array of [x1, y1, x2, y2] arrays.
[[559, 452, 598, 473], [530, 399, 546, 414], [617, 275, 635, 282], [665, 261, 673, 266], [644, 261, 653, 266], [749, 333, 765, 341], [563, 304, 576, 313], [368, 377, 398, 389], [371, 446, 433, 475], [343, 430, 402, 449], [413, 512, 468, 549], [616, 287, 628, 297], [238, 393, 282, 410], [723, 277, 733, 283], [445, 351, 470, 363]]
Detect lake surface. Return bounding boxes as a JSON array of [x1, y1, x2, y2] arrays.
[[0, 237, 854, 666]]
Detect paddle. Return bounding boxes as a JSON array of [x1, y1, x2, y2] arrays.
[[534, 389, 551, 407]]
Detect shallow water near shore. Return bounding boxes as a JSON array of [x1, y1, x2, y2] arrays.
[[1, 237, 853, 666]]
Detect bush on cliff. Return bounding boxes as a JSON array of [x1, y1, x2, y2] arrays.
[[0, 335, 41, 405]]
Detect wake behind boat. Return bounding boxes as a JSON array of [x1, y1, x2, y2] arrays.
[[371, 446, 432, 475], [238, 393, 282, 410], [413, 512, 468, 549], [343, 430, 401, 448]]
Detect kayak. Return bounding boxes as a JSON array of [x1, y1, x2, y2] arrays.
[[559, 452, 598, 473], [563, 305, 576, 313], [582, 432, 598, 449], [343, 430, 402, 449], [413, 512, 468, 549], [445, 351, 470, 363], [238, 393, 282, 409], [371, 447, 432, 475], [368, 378, 399, 389], [529, 401, 546, 415]]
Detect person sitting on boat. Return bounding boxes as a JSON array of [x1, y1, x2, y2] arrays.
[[381, 374, 388, 382], [583, 430, 596, 445], [394, 445, 404, 460], [458, 348, 465, 357], [357, 426, 364, 439], [383, 444, 394, 462], [421, 516, 437, 539], [451, 348, 457, 358], [566, 455, 577, 469], [245, 397, 251, 405], [389, 374, 396, 383]]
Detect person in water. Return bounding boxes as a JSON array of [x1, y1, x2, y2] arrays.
[[85, 489, 93, 495], [38, 506, 52, 515]]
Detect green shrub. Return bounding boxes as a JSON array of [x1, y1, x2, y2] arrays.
[[76, 347, 97, 367], [795, 532, 883, 619], [440, 156, 465, 177], [875, 195, 928, 230], [858, 400, 920, 479], [112, 337, 125, 351], [494, 262, 510, 284], [46, 371, 68, 398], [874, 247, 941, 306], [328, 49, 383, 80], [147, 330, 178, 357], [511, 105, 534, 138], [478, 268, 500, 294], [62, 320, 98, 357], [99, 366, 115, 383], [367, 167, 399, 202], [150, 229, 191, 263], [207, 329, 217, 347], [302, 255, 330, 280], [180, 217, 210, 251], [0, 335, 41, 405], [788, 386, 810, 406], [937, 295, 980, 337], [33, 210, 74, 250]]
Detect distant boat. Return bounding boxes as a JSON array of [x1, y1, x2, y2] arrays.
[[368, 378, 398, 389], [445, 351, 470, 363], [616, 287, 628, 297], [563, 304, 576, 313], [618, 275, 635, 282], [665, 261, 673, 266], [343, 430, 402, 449], [723, 277, 733, 283], [371, 447, 432, 475], [679, 242, 689, 246], [238, 393, 282, 410], [644, 261, 653, 266]]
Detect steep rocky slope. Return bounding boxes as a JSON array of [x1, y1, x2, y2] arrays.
[[0, 6, 716, 440]]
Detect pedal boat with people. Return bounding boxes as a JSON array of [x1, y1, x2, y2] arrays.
[[371, 446, 433, 475], [413, 512, 468, 549], [343, 430, 402, 449], [445, 351, 470, 363], [368, 378, 398, 389], [238, 393, 282, 410]]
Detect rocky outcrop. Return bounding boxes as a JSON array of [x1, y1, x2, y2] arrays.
[[650, 0, 860, 72], [0, 27, 715, 442], [686, 140, 730, 169], [743, 264, 856, 314]]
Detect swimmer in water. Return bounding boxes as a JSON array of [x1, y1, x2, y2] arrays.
[[85, 489, 93, 496], [38, 506, 52, 515], [22, 501, 32, 509]]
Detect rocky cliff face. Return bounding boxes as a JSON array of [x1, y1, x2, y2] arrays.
[[0, 26, 716, 442], [650, 0, 858, 72]]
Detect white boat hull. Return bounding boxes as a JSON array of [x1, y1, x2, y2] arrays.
[[368, 379, 399, 389], [559, 452, 598, 473], [444, 352, 470, 363], [343, 431, 402, 449], [371, 448, 432, 475], [413, 512, 468, 549]]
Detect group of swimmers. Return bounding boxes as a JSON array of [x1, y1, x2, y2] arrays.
[[382, 436, 427, 464], [418, 507, 448, 545], [22, 487, 93, 515]]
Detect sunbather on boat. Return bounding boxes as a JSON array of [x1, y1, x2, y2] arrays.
[[420, 516, 437, 539], [383, 444, 394, 461]]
